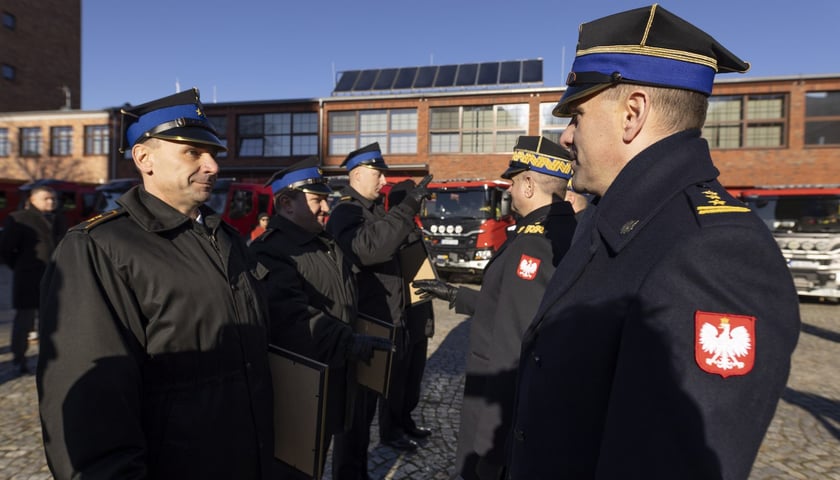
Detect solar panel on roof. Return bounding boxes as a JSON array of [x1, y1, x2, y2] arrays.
[[332, 59, 542, 94], [414, 66, 437, 88], [456, 64, 478, 86], [522, 59, 543, 83], [477, 62, 500, 85], [435, 65, 457, 87], [334, 71, 361, 92], [499, 61, 521, 84], [393, 67, 417, 89], [374, 68, 398, 90], [353, 69, 378, 91]]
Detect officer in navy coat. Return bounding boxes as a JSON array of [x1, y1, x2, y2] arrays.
[[414, 136, 577, 480], [507, 5, 801, 480]]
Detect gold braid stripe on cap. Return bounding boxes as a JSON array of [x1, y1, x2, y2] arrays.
[[576, 45, 719, 71], [512, 150, 573, 175]]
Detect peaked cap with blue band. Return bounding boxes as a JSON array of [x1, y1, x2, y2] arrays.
[[554, 4, 750, 116], [340, 142, 389, 171], [501, 136, 573, 180], [119, 88, 226, 153], [265, 156, 332, 196]]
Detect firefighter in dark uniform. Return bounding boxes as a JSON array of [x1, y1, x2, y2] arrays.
[[36, 89, 275, 480], [249, 157, 392, 479], [413, 136, 577, 480], [507, 6, 801, 479], [326, 142, 432, 480]]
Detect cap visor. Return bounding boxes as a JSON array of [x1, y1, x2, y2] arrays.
[[500, 165, 526, 180], [553, 83, 614, 117], [300, 183, 333, 195], [152, 127, 227, 152]]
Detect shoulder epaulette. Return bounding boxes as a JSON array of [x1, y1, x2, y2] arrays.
[[72, 208, 126, 231], [517, 220, 545, 235], [688, 184, 750, 217]]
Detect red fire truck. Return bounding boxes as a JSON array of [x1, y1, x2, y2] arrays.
[[739, 185, 840, 301], [419, 179, 513, 279]]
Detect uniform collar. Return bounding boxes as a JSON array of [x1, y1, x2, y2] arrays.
[[594, 129, 719, 253], [341, 185, 378, 210], [117, 185, 219, 233], [266, 214, 323, 245]]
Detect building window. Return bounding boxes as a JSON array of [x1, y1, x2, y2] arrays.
[[0, 128, 9, 157], [84, 125, 110, 155], [2, 12, 14, 30], [20, 127, 41, 156], [805, 91, 840, 146], [328, 109, 417, 155], [206, 115, 228, 157], [702, 94, 787, 149], [429, 104, 528, 154], [540, 102, 570, 145], [51, 126, 73, 156], [237, 112, 318, 157], [1, 64, 15, 81]]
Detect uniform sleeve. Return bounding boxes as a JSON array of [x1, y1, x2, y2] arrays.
[[595, 225, 800, 479], [326, 201, 418, 266], [0, 215, 19, 266], [251, 246, 353, 366], [471, 233, 561, 466], [454, 286, 479, 316], [37, 231, 148, 480]]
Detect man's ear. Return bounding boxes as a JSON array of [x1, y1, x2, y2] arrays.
[[132, 142, 153, 174], [623, 89, 650, 143]]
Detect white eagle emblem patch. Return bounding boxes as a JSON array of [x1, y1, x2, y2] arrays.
[[695, 311, 755, 377], [517, 254, 540, 280]]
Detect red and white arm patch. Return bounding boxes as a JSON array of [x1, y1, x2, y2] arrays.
[[516, 254, 541, 280], [695, 310, 756, 378]]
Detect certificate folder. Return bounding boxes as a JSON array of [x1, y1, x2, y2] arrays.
[[354, 313, 395, 398], [268, 345, 328, 479], [399, 239, 439, 306]]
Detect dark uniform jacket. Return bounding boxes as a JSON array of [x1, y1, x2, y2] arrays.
[[0, 207, 66, 308], [508, 130, 801, 480], [451, 201, 576, 480], [37, 186, 274, 480], [325, 186, 419, 327], [249, 214, 358, 433]]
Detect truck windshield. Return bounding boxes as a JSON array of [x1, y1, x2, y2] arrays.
[[421, 190, 491, 220], [744, 195, 840, 233]]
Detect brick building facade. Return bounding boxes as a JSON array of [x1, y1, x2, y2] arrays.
[[0, 0, 81, 112]]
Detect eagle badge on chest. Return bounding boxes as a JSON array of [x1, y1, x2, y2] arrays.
[[695, 311, 755, 377]]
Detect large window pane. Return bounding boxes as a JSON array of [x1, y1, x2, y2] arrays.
[[293, 134, 318, 155], [463, 107, 493, 129], [390, 133, 417, 154], [707, 97, 742, 122], [20, 127, 41, 156], [265, 113, 291, 135], [746, 124, 784, 147], [360, 110, 388, 132], [51, 126, 73, 156], [704, 94, 786, 149], [747, 95, 784, 120], [330, 112, 357, 132], [84, 125, 110, 155], [293, 113, 318, 133], [264, 135, 290, 156], [238, 115, 263, 135], [390, 109, 417, 130], [0, 128, 9, 157], [805, 91, 840, 146], [330, 135, 356, 155], [430, 108, 459, 130], [430, 133, 459, 153], [496, 104, 527, 128]]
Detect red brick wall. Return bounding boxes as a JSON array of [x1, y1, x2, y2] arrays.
[[0, 0, 81, 112]]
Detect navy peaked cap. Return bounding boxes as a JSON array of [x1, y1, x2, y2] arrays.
[[554, 4, 750, 116]]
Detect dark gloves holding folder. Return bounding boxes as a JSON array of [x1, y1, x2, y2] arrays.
[[346, 333, 394, 364], [412, 279, 457, 309], [395, 174, 433, 212]]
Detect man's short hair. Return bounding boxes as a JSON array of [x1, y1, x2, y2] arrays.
[[601, 83, 708, 131]]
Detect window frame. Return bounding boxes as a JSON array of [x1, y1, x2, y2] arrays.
[[19, 127, 41, 156], [84, 125, 110, 156], [0, 128, 9, 157], [429, 103, 528, 154], [236, 112, 318, 158], [804, 90, 840, 147], [702, 93, 788, 149], [327, 108, 418, 156], [50, 126, 73, 156]]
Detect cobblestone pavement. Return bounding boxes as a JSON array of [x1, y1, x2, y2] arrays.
[[1, 263, 838, 479]]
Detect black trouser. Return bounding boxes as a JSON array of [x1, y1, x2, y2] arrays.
[[379, 328, 428, 440], [332, 387, 377, 480]]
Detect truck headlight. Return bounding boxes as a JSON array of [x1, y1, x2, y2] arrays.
[[474, 249, 493, 261]]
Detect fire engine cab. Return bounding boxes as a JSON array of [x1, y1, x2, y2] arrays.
[[740, 185, 840, 301], [419, 179, 513, 279]]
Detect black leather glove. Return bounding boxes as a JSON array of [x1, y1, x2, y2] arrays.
[[345, 333, 394, 364], [412, 279, 457, 309], [399, 174, 433, 211]]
